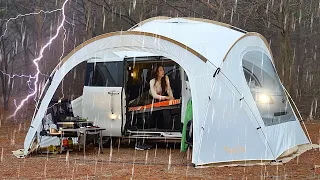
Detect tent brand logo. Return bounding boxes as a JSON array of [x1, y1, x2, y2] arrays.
[[224, 146, 246, 154]]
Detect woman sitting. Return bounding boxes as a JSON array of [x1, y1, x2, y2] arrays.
[[149, 65, 175, 101], [148, 65, 174, 129]]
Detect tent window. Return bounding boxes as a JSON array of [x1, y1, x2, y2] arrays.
[[85, 62, 123, 87], [242, 51, 295, 126]]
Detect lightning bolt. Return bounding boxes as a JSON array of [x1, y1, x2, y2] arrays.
[[0, 8, 63, 85], [6, 0, 69, 119], [0, 9, 63, 41], [0, 69, 35, 99], [0, 70, 35, 79]]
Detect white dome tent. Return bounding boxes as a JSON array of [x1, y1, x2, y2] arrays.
[[23, 17, 311, 166]]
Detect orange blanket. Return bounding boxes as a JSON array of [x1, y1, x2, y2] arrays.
[[128, 99, 181, 112]]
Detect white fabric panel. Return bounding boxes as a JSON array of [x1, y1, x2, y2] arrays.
[[131, 18, 244, 67], [82, 86, 123, 137], [221, 35, 310, 159], [24, 33, 211, 157], [39, 136, 61, 147], [191, 74, 214, 164], [195, 75, 273, 165], [87, 52, 122, 63], [113, 51, 159, 58], [71, 96, 82, 117], [264, 121, 309, 157]]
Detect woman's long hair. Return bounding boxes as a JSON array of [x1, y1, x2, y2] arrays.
[[154, 65, 167, 95]]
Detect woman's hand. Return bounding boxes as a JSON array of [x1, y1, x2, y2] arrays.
[[166, 96, 175, 100]]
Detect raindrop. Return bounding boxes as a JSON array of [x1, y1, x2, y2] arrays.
[[284, 13, 288, 30], [230, 8, 234, 24], [49, 21, 53, 50], [66, 150, 70, 168], [310, 12, 314, 32], [72, 12, 75, 35], [1, 148, 3, 162], [11, 129, 16, 145], [130, 162, 135, 180], [299, 9, 302, 24], [167, 148, 172, 170], [94, 160, 98, 175], [109, 139, 113, 162], [103, 15, 106, 31], [314, 98, 318, 116], [145, 150, 149, 165], [292, 15, 296, 31], [21, 26, 26, 48], [67, 28, 70, 43], [153, 144, 157, 163], [15, 39, 18, 54], [72, 166, 75, 179], [185, 163, 189, 177], [73, 68, 77, 79], [44, 162, 47, 178], [133, 0, 136, 10], [17, 165, 20, 177]]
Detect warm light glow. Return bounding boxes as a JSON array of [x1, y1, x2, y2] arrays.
[[109, 113, 117, 119], [256, 93, 274, 104], [131, 71, 138, 79]]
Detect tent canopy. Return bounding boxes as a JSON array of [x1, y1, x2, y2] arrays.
[[23, 17, 310, 166]]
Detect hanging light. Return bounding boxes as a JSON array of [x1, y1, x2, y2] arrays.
[[109, 113, 117, 120]]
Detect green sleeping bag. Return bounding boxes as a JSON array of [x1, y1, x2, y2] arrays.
[[180, 99, 193, 152]]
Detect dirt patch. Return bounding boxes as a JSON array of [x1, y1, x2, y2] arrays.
[[1, 105, 320, 179]]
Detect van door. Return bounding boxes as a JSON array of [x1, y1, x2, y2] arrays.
[[82, 61, 126, 137]]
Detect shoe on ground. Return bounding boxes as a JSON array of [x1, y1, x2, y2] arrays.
[[135, 143, 153, 150]]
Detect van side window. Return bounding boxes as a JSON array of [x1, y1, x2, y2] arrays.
[[85, 62, 123, 87]]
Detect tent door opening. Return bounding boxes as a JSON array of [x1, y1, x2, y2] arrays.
[[124, 56, 190, 138]]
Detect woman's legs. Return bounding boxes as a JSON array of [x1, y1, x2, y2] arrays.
[[162, 109, 173, 130]]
